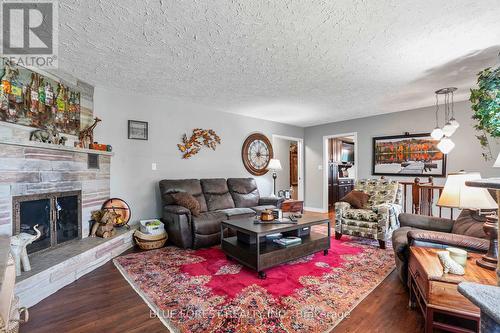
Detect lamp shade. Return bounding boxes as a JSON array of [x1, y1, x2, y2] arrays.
[[437, 172, 497, 209], [266, 159, 282, 171], [494, 153, 500, 168]]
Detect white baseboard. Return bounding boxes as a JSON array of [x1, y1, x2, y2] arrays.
[[304, 206, 328, 213]]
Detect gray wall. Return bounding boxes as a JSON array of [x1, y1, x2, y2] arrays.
[[93, 87, 304, 222], [304, 100, 500, 210]]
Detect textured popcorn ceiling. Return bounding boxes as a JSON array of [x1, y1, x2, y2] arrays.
[[58, 0, 500, 127]]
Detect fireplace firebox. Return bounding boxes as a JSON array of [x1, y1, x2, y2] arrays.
[[12, 191, 82, 254]]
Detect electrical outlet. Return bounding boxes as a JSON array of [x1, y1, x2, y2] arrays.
[[152, 163, 157, 171]]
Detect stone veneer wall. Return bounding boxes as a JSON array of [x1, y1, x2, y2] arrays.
[[0, 142, 110, 237]]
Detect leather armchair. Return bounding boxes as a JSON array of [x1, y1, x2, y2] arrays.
[[392, 211, 489, 284]]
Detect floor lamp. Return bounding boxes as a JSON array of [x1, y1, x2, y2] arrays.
[[267, 159, 282, 197]]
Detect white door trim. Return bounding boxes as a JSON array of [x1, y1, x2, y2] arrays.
[[272, 135, 304, 201], [322, 132, 358, 212]]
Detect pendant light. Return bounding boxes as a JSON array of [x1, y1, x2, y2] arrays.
[[431, 94, 444, 140], [432, 87, 458, 154], [437, 137, 455, 154]]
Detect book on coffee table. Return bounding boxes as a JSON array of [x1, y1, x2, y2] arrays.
[[273, 237, 302, 247]]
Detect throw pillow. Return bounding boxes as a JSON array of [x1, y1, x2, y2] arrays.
[[451, 209, 487, 239], [171, 192, 201, 217], [340, 190, 370, 209]]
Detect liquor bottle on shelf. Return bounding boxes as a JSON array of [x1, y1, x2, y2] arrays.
[[56, 83, 66, 121], [30, 73, 39, 113], [74, 92, 81, 115], [37, 77, 45, 113], [1, 63, 13, 94], [11, 75, 23, 105], [45, 82, 54, 106], [23, 80, 31, 112]]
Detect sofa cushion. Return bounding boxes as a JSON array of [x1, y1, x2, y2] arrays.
[[218, 207, 256, 220], [192, 211, 226, 235], [250, 205, 276, 214], [227, 178, 260, 208], [171, 192, 201, 216], [342, 208, 378, 222], [159, 179, 208, 212], [341, 218, 378, 230], [340, 190, 370, 209], [201, 179, 235, 211], [451, 209, 487, 239]]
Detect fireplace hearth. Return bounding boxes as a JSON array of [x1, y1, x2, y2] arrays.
[[13, 191, 82, 254]]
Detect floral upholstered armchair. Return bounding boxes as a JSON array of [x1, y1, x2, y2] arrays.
[[335, 179, 403, 248]]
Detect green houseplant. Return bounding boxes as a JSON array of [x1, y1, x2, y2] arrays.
[[469, 65, 500, 160]]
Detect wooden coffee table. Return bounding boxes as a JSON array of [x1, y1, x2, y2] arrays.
[[220, 214, 330, 279], [408, 247, 497, 333]]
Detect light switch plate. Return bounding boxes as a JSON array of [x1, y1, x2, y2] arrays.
[[318, 165, 323, 170], [152, 163, 157, 170]]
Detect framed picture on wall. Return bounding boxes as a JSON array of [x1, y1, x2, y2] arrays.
[[372, 133, 447, 177], [128, 120, 148, 140]]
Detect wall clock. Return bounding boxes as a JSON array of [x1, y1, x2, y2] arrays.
[[242, 133, 274, 176]]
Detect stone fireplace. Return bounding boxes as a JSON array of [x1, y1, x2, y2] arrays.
[[12, 190, 82, 254], [0, 139, 137, 308]]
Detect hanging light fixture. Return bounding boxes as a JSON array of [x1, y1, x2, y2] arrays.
[[437, 137, 455, 154], [431, 93, 444, 140], [432, 87, 458, 153]]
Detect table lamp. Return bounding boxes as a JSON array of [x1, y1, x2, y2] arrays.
[[438, 172, 498, 270], [266, 159, 282, 197], [437, 172, 497, 210]]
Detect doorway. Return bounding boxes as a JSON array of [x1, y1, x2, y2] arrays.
[[322, 133, 358, 212], [272, 135, 304, 201]]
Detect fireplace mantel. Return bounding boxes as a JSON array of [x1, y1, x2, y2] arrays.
[[0, 139, 113, 156]]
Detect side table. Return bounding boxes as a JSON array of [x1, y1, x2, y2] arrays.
[[408, 247, 497, 333], [281, 200, 304, 213]]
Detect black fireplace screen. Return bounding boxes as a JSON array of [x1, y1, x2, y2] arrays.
[[13, 191, 82, 254]]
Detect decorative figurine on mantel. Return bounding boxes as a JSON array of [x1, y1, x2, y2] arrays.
[[10, 225, 41, 276], [30, 127, 67, 145], [77, 117, 101, 149]]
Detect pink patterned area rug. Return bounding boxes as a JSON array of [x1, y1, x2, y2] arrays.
[[114, 235, 394, 333]]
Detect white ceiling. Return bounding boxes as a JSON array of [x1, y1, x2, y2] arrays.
[[58, 0, 500, 127]]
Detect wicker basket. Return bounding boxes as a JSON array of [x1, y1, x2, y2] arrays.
[[133, 230, 167, 250]]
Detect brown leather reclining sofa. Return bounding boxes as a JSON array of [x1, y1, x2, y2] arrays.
[[159, 178, 284, 249]]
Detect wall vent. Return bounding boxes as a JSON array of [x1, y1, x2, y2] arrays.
[[88, 153, 99, 169]]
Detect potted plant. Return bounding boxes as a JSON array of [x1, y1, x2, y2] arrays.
[[469, 65, 500, 160]]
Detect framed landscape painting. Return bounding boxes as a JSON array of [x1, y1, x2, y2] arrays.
[[372, 133, 446, 177]]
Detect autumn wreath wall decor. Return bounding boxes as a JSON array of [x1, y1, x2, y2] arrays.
[[177, 128, 221, 159]]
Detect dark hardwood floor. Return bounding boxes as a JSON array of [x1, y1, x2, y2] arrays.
[[20, 212, 423, 332], [21, 253, 424, 333]]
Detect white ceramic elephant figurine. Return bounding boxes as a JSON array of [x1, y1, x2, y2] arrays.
[[10, 225, 42, 276]]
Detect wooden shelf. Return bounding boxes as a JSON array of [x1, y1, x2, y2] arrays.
[[0, 139, 113, 156]]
